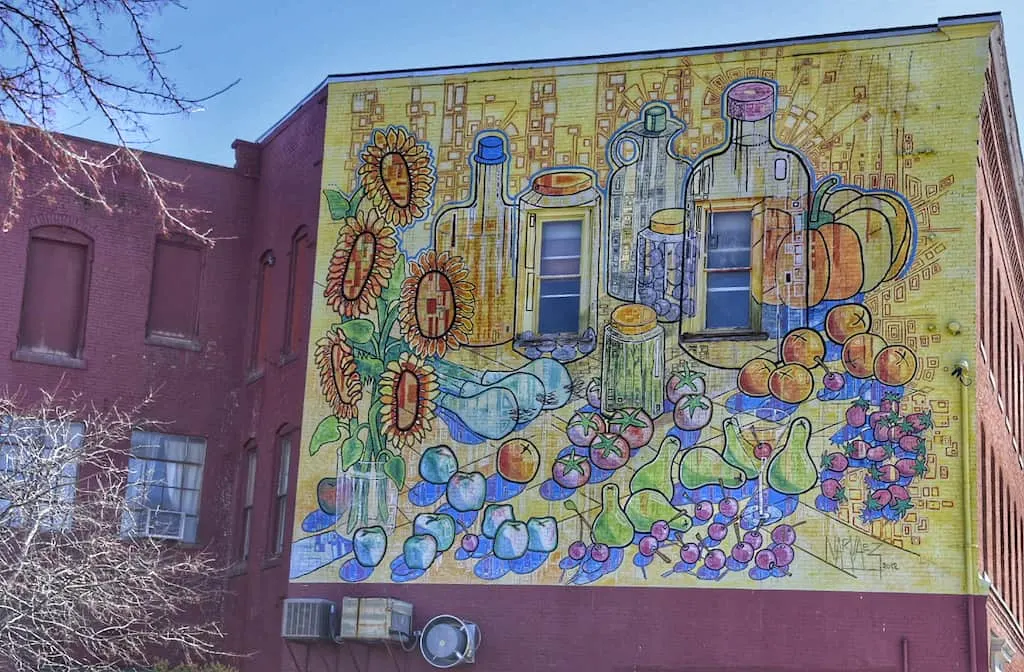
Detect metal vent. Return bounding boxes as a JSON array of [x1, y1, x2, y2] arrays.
[[282, 598, 336, 641], [339, 597, 413, 643]]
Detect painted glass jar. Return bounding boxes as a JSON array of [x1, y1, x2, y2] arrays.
[[600, 304, 665, 419], [514, 170, 601, 362], [606, 102, 689, 302], [635, 208, 699, 322], [680, 79, 813, 342], [432, 134, 517, 346]]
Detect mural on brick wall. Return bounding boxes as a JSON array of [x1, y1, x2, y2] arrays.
[[291, 37, 982, 591]]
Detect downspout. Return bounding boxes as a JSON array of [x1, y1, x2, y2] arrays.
[[959, 359, 980, 672]]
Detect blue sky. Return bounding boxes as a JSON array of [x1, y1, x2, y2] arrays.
[[69, 0, 1024, 166]]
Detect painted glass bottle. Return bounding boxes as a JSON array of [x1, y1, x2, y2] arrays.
[[600, 304, 665, 419], [605, 102, 689, 302], [432, 134, 517, 346], [680, 79, 813, 340]]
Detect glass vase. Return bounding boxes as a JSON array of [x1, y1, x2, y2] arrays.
[[336, 459, 398, 536]]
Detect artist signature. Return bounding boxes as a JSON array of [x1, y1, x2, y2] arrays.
[[824, 535, 899, 575]]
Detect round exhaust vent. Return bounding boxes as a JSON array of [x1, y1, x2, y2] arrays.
[[419, 614, 480, 668]]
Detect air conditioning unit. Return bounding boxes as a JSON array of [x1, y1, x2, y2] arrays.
[[282, 598, 337, 641], [130, 508, 185, 540], [339, 597, 413, 643]]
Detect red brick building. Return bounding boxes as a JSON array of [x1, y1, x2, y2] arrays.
[[2, 13, 1023, 672]]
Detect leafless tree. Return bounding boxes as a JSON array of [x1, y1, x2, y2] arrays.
[[0, 1, 236, 244], [0, 390, 227, 672]]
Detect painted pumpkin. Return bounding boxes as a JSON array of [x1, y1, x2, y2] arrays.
[[765, 177, 913, 308]]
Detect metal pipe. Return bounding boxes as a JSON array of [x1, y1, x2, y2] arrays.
[[959, 359, 980, 672]]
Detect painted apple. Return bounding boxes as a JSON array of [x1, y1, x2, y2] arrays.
[[552, 450, 591, 489], [445, 471, 487, 512], [738, 358, 776, 397], [482, 504, 515, 538], [413, 513, 456, 552], [527, 516, 559, 553], [842, 333, 888, 379], [353, 526, 387, 567], [781, 328, 826, 368], [316, 477, 337, 515], [874, 344, 917, 386], [493, 520, 530, 560], [496, 438, 540, 484], [825, 303, 872, 344], [767, 363, 814, 404], [403, 534, 438, 570], [419, 444, 459, 485]]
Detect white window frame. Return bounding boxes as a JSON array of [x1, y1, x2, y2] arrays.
[[271, 434, 292, 557], [123, 431, 206, 543]]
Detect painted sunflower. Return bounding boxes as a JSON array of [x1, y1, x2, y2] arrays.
[[398, 250, 476, 358], [314, 327, 362, 419], [358, 126, 435, 227], [379, 353, 439, 450], [324, 209, 398, 318]]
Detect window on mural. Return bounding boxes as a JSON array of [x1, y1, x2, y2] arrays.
[[123, 432, 205, 543], [147, 237, 202, 341], [705, 211, 753, 330], [18, 227, 92, 359], [0, 417, 82, 531], [271, 433, 292, 556], [538, 220, 582, 334], [239, 448, 256, 561]]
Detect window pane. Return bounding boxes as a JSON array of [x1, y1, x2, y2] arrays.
[[19, 236, 88, 356], [540, 220, 582, 261], [245, 452, 257, 506], [277, 440, 291, 496], [706, 270, 751, 330], [538, 299, 580, 333], [147, 239, 201, 338], [274, 497, 287, 554], [540, 255, 581, 276], [707, 211, 752, 269]]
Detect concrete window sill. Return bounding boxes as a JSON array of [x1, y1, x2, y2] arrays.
[[11, 349, 86, 370], [145, 333, 202, 352]]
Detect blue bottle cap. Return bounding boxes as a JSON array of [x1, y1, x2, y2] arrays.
[[473, 135, 507, 165]]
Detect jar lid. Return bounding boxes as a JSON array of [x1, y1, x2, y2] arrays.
[[473, 134, 507, 165], [726, 81, 775, 122], [532, 171, 593, 196], [610, 304, 657, 335], [649, 208, 685, 234], [643, 104, 668, 133]]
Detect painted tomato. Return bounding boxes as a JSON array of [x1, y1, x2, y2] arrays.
[[566, 412, 606, 448], [551, 450, 591, 489], [874, 344, 917, 386], [666, 363, 706, 403], [737, 358, 776, 397], [767, 363, 814, 404], [589, 433, 631, 470], [673, 394, 713, 431], [608, 408, 654, 449], [841, 333, 888, 379]]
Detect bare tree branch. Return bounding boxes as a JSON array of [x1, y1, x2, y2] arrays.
[[0, 390, 230, 671], [0, 1, 238, 245]]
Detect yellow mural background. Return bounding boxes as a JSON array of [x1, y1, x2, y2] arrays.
[[293, 23, 990, 594]]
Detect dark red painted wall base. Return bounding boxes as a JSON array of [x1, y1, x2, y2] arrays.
[[276, 585, 988, 672]]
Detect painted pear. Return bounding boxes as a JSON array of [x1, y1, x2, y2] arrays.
[[678, 446, 747, 490], [767, 417, 818, 495], [629, 435, 679, 499], [591, 483, 634, 548], [625, 489, 692, 534], [721, 417, 761, 480]]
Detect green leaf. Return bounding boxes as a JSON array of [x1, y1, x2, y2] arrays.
[[340, 319, 375, 344], [350, 186, 366, 213], [340, 435, 364, 471], [323, 189, 351, 220], [309, 416, 344, 456], [355, 356, 384, 381], [383, 454, 406, 490], [381, 256, 407, 303]]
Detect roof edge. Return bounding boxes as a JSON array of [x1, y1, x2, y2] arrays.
[[256, 12, 1001, 144]]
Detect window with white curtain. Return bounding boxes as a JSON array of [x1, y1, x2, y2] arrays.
[[123, 431, 206, 542], [0, 417, 83, 531]]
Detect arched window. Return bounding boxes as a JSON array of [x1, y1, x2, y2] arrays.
[[18, 226, 93, 361], [283, 227, 314, 358], [249, 250, 275, 375]]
